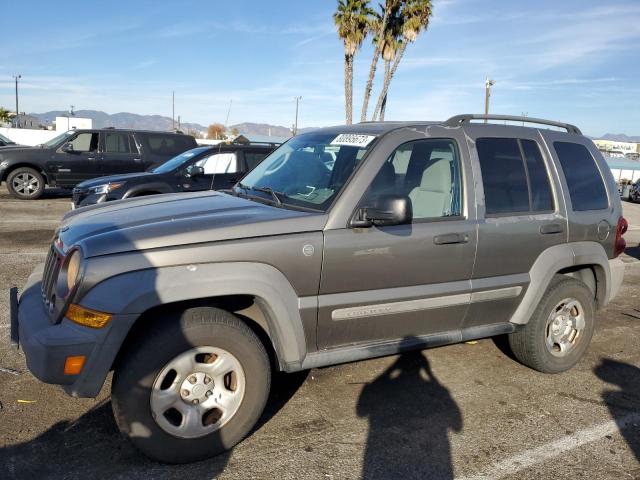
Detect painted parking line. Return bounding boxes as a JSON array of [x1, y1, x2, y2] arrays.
[[456, 412, 640, 480]]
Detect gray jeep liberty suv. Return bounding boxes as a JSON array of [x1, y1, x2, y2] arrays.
[[10, 114, 627, 463]]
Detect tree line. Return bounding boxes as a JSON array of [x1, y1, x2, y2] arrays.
[[334, 0, 433, 124]]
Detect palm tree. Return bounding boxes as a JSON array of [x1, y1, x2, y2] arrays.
[[0, 107, 11, 124], [372, 0, 433, 121], [359, 0, 400, 122], [334, 0, 372, 124]]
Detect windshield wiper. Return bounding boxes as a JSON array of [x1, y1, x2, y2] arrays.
[[250, 186, 285, 207]]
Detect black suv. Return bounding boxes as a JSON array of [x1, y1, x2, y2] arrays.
[[72, 142, 277, 208], [0, 128, 197, 199]]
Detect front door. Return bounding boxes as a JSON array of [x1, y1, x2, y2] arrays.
[[50, 131, 101, 187], [100, 131, 144, 176], [317, 136, 478, 348]]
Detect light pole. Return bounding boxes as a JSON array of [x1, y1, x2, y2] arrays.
[[484, 77, 495, 122], [293, 96, 302, 136], [172, 91, 175, 131], [13, 74, 21, 128]]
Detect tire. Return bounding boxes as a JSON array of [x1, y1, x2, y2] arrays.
[[112, 307, 271, 463], [6, 167, 45, 199], [508, 275, 595, 374]]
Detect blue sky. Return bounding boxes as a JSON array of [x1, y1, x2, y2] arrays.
[[1, 0, 639, 136]]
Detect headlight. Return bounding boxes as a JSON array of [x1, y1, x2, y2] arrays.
[[58, 249, 83, 297], [89, 182, 124, 195]]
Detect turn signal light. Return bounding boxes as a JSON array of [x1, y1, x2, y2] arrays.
[[64, 355, 86, 375], [66, 304, 112, 328]]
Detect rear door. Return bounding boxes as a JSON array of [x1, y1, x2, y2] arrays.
[[51, 131, 101, 187], [100, 131, 144, 175], [462, 126, 568, 329]]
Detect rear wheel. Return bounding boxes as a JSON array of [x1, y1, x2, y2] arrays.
[[6, 167, 45, 199], [112, 307, 271, 463], [508, 276, 595, 373]]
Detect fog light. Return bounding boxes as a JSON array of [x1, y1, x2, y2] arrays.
[[64, 355, 86, 375], [66, 304, 112, 328]]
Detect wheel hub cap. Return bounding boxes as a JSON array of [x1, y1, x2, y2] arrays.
[[546, 298, 585, 357], [150, 346, 246, 439]]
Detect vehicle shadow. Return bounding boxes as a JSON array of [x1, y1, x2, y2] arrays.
[[357, 342, 462, 479], [593, 358, 640, 463], [0, 371, 307, 479]]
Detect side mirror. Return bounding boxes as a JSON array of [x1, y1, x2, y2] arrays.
[[62, 142, 74, 153], [188, 165, 205, 177], [351, 194, 412, 228]]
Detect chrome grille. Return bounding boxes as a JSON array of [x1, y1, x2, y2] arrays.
[[41, 245, 62, 315]]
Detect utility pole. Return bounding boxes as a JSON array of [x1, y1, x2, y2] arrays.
[[484, 77, 495, 123], [13, 74, 21, 128], [293, 96, 302, 136], [521, 111, 528, 126], [172, 91, 175, 131], [178, 115, 181, 131]]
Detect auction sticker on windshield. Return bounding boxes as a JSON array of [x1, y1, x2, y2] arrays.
[[330, 134, 376, 147]]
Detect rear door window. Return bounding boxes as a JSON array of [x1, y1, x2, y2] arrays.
[[477, 138, 529, 214], [105, 133, 136, 154], [553, 142, 608, 211], [477, 138, 555, 215], [521, 139, 554, 212]]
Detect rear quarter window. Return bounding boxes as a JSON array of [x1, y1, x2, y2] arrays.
[[554, 142, 608, 211]]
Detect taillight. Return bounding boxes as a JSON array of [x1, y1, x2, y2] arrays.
[[613, 216, 628, 257]]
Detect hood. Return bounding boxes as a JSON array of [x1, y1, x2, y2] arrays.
[[59, 190, 326, 257], [76, 171, 158, 189], [0, 145, 43, 156]]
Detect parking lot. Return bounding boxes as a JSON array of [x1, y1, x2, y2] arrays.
[[0, 190, 639, 480]]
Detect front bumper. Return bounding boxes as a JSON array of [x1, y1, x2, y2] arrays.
[[10, 263, 138, 397]]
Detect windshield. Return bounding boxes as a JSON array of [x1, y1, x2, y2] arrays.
[[152, 146, 211, 173], [41, 131, 75, 148], [237, 131, 376, 211], [0, 133, 15, 144]]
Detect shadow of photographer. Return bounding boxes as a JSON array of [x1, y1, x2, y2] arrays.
[[357, 339, 462, 479]]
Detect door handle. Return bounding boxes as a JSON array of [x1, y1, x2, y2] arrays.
[[540, 223, 564, 235], [87, 156, 96, 161], [133, 158, 142, 162], [433, 233, 469, 245]]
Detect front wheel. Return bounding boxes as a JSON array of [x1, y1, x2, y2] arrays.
[[6, 167, 45, 199], [112, 307, 271, 463], [508, 276, 595, 373]]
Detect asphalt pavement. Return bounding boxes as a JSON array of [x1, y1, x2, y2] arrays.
[[0, 189, 638, 479]]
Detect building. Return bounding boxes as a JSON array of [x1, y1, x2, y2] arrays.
[[14, 114, 42, 129], [605, 156, 640, 183], [54, 116, 92, 131], [594, 139, 640, 158]]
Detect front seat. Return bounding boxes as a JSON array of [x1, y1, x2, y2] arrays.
[[408, 158, 452, 218]]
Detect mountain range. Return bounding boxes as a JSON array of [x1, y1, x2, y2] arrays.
[[28, 110, 303, 137], [27, 110, 638, 141]]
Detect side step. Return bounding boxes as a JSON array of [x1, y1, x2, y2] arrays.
[[299, 322, 516, 371]]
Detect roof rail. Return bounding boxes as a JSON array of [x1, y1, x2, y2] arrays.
[[444, 114, 582, 135]]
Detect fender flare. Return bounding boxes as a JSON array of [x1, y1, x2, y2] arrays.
[[79, 262, 308, 367], [510, 241, 611, 325]]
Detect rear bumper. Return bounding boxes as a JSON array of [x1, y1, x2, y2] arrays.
[[607, 257, 625, 304], [10, 264, 138, 397]]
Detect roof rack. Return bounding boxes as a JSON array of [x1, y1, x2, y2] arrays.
[[444, 114, 582, 135]]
